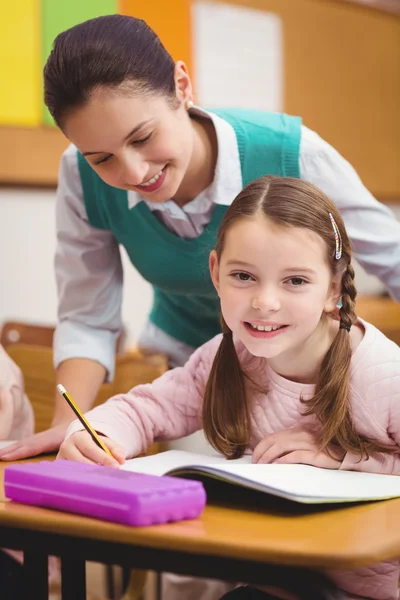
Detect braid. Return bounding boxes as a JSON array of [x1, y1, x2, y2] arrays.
[[339, 263, 357, 331], [303, 260, 395, 457]]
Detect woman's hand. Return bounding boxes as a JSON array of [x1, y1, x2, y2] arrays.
[[0, 420, 74, 461], [57, 430, 126, 468], [252, 426, 345, 469]]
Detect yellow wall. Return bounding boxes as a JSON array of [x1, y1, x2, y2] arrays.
[[0, 0, 41, 126]]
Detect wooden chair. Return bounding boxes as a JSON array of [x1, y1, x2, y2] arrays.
[[1, 320, 126, 355], [356, 295, 400, 346], [1, 321, 55, 348]]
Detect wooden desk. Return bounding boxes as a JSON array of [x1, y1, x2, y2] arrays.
[[2, 460, 400, 599]]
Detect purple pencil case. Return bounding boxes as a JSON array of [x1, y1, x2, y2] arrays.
[[4, 459, 206, 526]]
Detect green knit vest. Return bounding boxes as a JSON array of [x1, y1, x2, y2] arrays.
[[78, 108, 301, 348]]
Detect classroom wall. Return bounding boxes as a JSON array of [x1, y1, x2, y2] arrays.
[[0, 189, 153, 344]]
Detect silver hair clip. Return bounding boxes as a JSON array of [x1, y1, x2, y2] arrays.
[[329, 213, 342, 260]]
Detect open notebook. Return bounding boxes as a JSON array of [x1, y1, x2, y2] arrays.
[[122, 449, 400, 505]]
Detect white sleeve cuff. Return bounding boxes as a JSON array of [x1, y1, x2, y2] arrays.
[[53, 320, 118, 381]]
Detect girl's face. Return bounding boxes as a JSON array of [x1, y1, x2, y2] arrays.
[[210, 215, 342, 378], [62, 67, 196, 204]]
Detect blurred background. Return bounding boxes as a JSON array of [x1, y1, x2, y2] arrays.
[[0, 0, 399, 346]]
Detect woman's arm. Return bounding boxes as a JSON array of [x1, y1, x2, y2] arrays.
[[0, 146, 124, 460], [339, 333, 400, 474], [300, 125, 400, 300], [54, 145, 123, 382], [52, 358, 106, 425]]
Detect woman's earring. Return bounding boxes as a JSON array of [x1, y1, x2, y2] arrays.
[[186, 99, 194, 110]]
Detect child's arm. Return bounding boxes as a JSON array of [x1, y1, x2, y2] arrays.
[[340, 444, 400, 475], [0, 346, 34, 441], [340, 408, 400, 475], [63, 336, 221, 459], [340, 348, 400, 474]]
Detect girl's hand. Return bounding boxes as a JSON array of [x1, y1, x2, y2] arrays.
[[252, 426, 345, 469], [57, 431, 125, 468]]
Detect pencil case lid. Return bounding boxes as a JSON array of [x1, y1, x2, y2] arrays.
[[4, 459, 206, 527]]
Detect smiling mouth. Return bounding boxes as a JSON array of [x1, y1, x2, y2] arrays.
[[246, 322, 286, 332], [138, 168, 164, 187]]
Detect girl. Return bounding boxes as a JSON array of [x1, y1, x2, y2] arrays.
[[0, 345, 34, 600], [2, 14, 400, 463], [0, 345, 33, 441], [59, 176, 400, 600]]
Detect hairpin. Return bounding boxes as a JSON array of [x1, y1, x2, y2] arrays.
[[329, 213, 342, 260]]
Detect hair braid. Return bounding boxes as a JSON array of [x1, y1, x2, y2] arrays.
[[339, 263, 357, 331]]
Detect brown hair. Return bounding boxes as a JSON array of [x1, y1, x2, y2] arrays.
[[44, 15, 177, 127], [203, 176, 392, 459]]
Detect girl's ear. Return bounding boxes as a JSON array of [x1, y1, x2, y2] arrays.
[[324, 272, 343, 313], [209, 250, 221, 296], [174, 61, 193, 106]]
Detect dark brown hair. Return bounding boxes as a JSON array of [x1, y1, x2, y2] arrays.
[[44, 15, 176, 127], [203, 176, 392, 459]]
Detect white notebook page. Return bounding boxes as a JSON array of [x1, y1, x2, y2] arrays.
[[122, 450, 400, 503]]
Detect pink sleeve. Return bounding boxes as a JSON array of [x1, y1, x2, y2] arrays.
[[65, 335, 222, 457], [0, 346, 34, 440], [340, 347, 400, 475], [340, 450, 400, 474]]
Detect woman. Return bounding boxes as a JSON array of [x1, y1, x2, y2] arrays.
[[1, 13, 399, 462]]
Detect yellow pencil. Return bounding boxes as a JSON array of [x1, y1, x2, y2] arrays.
[[57, 384, 113, 457]]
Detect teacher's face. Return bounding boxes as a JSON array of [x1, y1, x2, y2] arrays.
[[63, 89, 195, 203]]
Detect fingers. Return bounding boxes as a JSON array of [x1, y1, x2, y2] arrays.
[[0, 426, 66, 461], [0, 442, 28, 461], [274, 450, 341, 469], [273, 450, 316, 465], [252, 436, 275, 464], [252, 429, 315, 464], [56, 445, 98, 465], [102, 438, 125, 465], [58, 431, 122, 468], [254, 440, 307, 464]]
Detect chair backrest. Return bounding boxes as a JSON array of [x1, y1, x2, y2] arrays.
[[1, 321, 54, 348], [356, 296, 400, 345], [6, 344, 168, 434], [1, 320, 126, 354]]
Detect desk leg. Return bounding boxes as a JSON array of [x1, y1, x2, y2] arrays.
[[61, 557, 86, 600], [23, 552, 49, 600]]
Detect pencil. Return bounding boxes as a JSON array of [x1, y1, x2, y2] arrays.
[[57, 384, 113, 457]]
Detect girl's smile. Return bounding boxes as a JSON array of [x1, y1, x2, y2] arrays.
[[243, 321, 289, 338]]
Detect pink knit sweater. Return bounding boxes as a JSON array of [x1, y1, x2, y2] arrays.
[[0, 345, 33, 441], [66, 319, 400, 599]]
